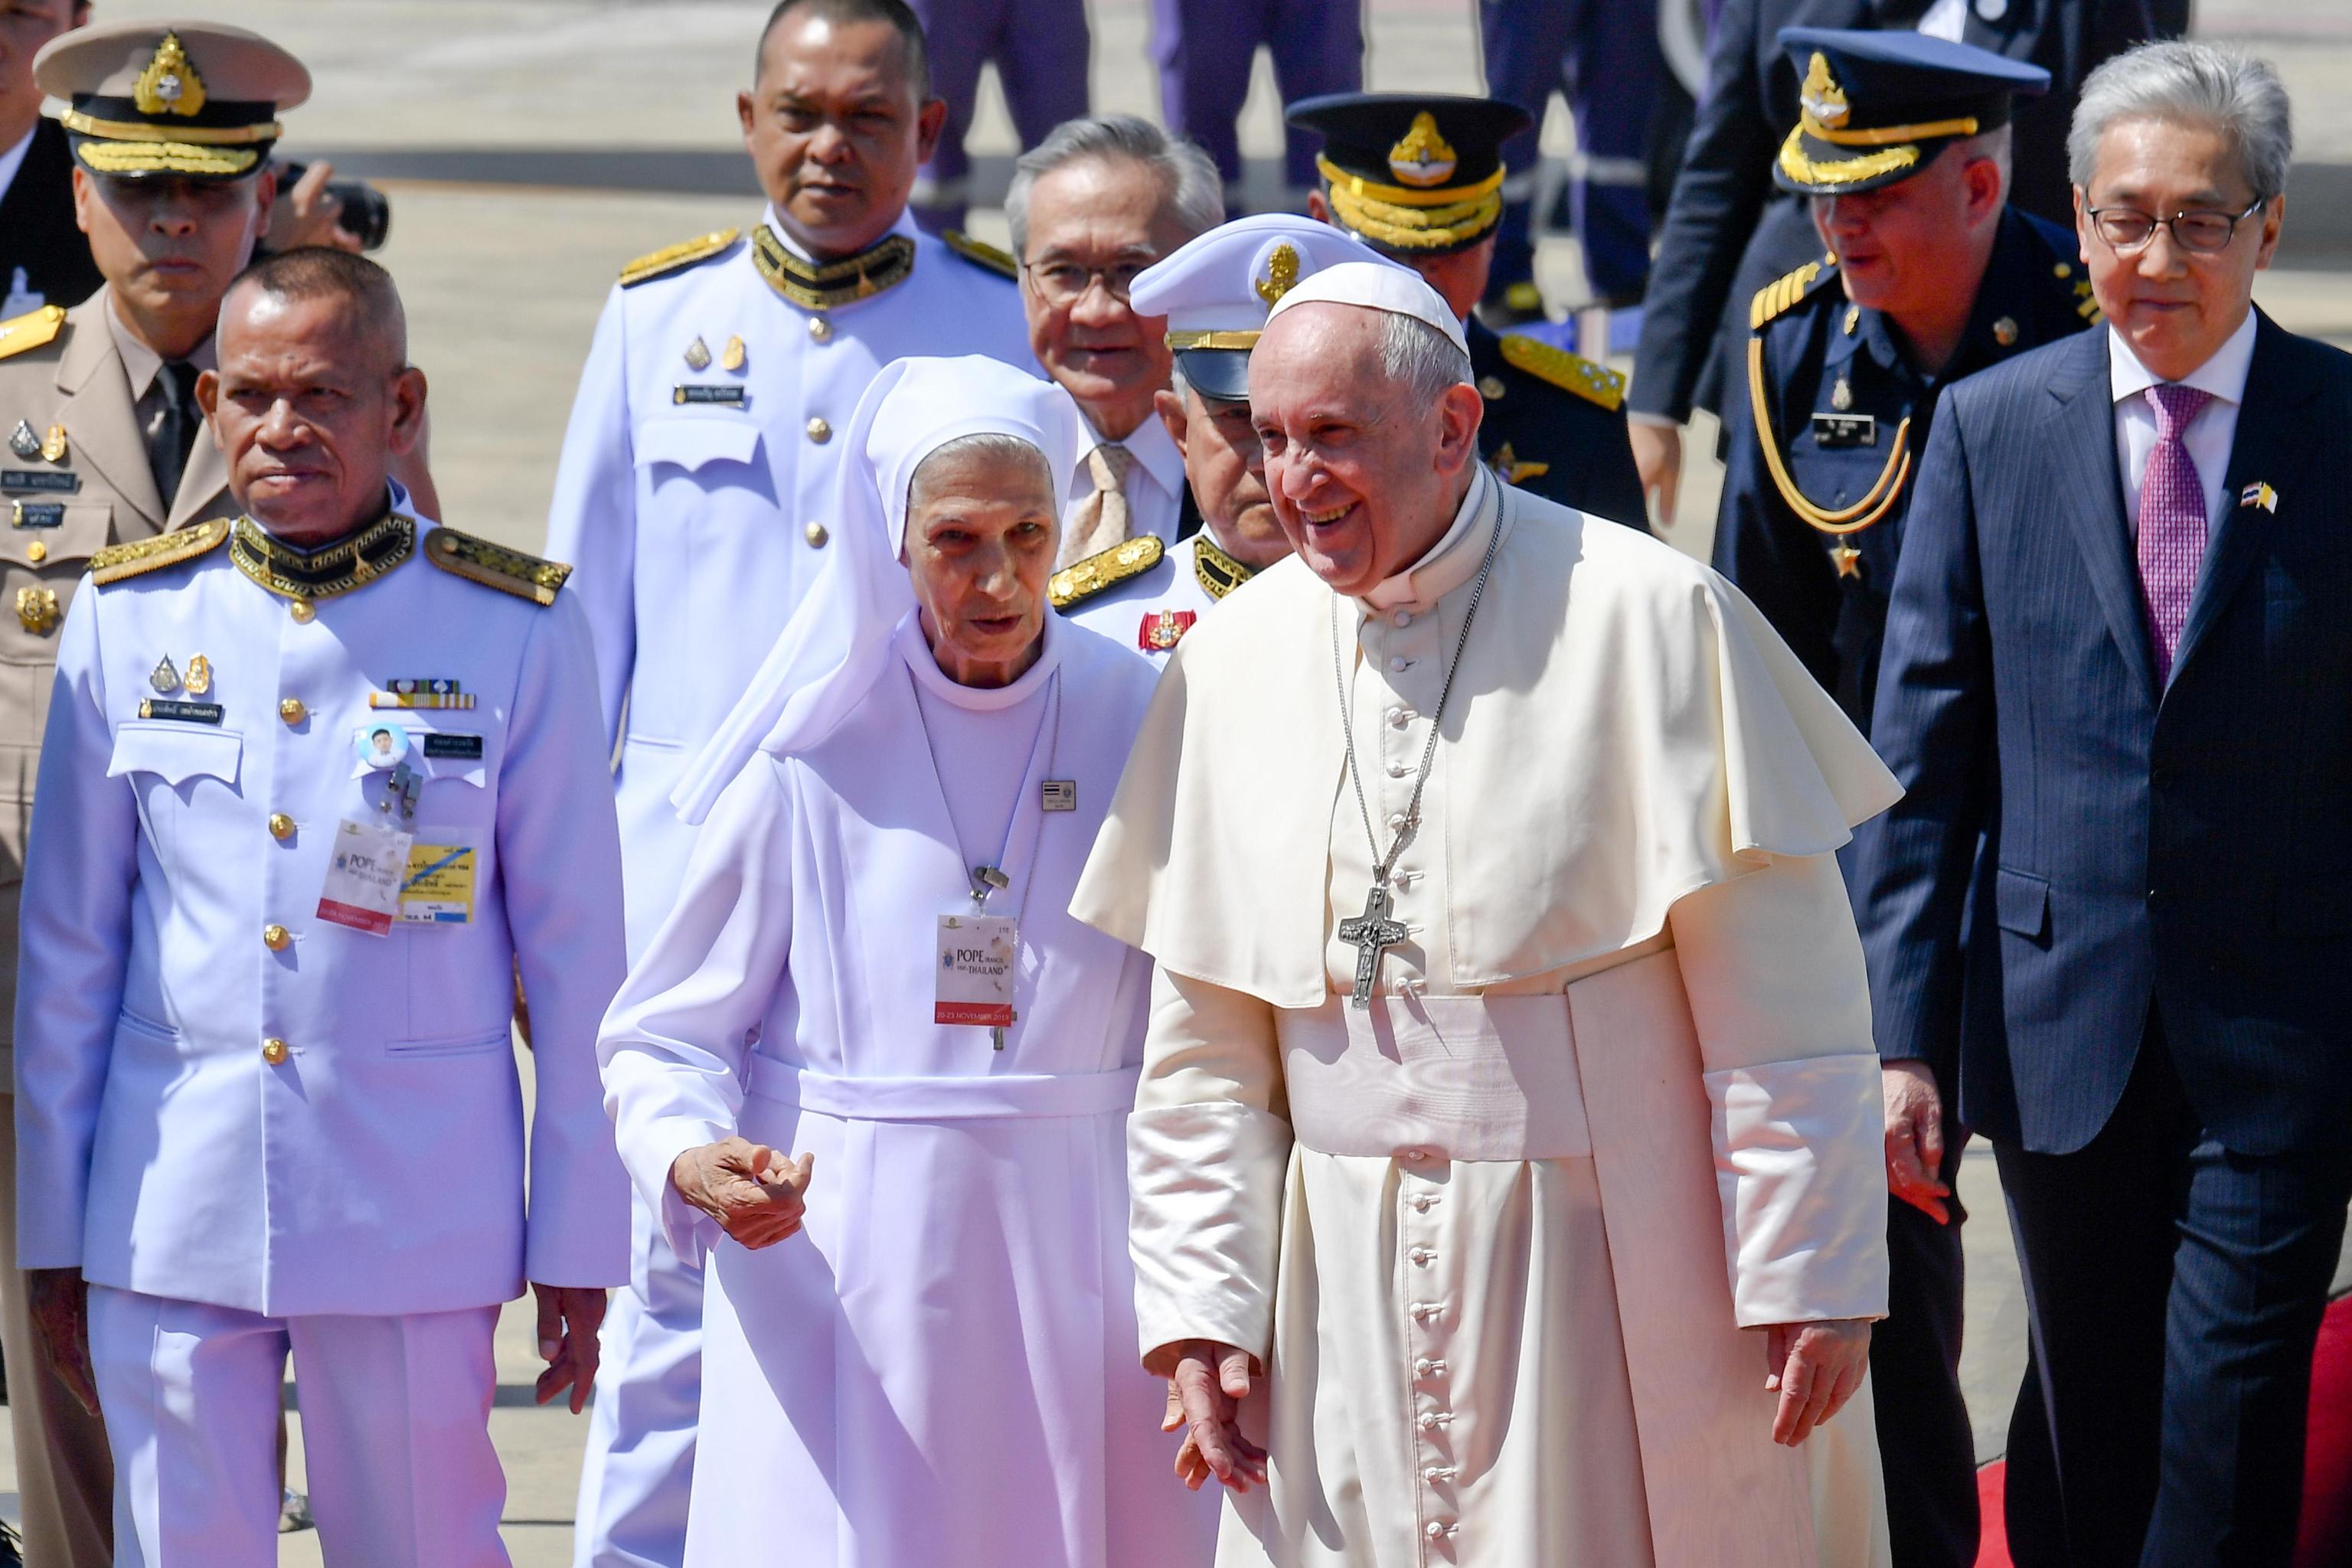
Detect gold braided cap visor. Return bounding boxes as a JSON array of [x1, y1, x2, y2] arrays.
[[75, 140, 261, 177], [60, 110, 283, 145], [1325, 181, 1503, 252], [1166, 329, 1263, 351]]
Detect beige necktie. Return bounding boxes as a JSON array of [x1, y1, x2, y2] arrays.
[[1060, 443, 1135, 567]]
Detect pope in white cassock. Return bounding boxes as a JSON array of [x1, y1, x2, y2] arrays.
[[598, 356, 1220, 1566], [1072, 263, 1903, 1568]]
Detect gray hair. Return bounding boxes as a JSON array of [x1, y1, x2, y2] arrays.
[[906, 433, 1055, 515], [1006, 115, 1224, 259], [2067, 41, 2292, 200], [1376, 312, 1474, 407]]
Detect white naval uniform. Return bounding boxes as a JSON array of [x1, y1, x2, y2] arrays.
[[1066, 531, 1234, 658], [544, 209, 1034, 1568], [13, 497, 629, 1567], [600, 614, 1217, 1567]]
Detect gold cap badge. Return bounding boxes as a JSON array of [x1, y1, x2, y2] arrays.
[[1801, 54, 1849, 132], [1386, 112, 1458, 188], [132, 32, 207, 118], [1254, 243, 1299, 307]]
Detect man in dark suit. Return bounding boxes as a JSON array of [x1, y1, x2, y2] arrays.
[[1857, 40, 2352, 1566], [1626, 0, 2183, 525], [0, 0, 99, 318], [1714, 33, 2095, 1568], [1288, 91, 1648, 527]]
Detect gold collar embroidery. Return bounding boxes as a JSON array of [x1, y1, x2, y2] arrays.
[[1194, 534, 1257, 601], [230, 512, 415, 603], [752, 227, 917, 312]]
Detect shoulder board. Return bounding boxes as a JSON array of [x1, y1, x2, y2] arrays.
[[1750, 261, 1828, 331], [619, 228, 741, 288], [1050, 535, 1163, 610], [423, 527, 572, 606], [1497, 335, 1625, 411], [90, 516, 230, 585], [942, 229, 1019, 280], [0, 304, 68, 362]]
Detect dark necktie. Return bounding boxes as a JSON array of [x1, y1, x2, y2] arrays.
[[149, 359, 201, 508], [2135, 382, 2214, 685]]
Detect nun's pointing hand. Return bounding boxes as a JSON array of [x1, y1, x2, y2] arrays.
[[671, 1138, 814, 1250]]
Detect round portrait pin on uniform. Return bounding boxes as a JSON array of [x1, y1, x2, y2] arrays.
[[356, 720, 410, 769]]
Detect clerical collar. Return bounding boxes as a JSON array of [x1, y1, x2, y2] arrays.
[[1193, 532, 1256, 599], [231, 509, 415, 602], [753, 207, 918, 312], [1362, 467, 1496, 611], [895, 609, 1063, 713]]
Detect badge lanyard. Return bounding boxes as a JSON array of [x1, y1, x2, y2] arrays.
[[907, 666, 1063, 1049]]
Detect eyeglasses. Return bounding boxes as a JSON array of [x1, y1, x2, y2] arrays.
[[2086, 198, 2267, 254], [1021, 259, 1152, 308]]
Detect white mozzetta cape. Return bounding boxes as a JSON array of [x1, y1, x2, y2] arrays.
[[1073, 482, 1903, 1568]]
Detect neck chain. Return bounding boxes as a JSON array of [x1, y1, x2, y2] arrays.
[[1329, 492, 1504, 1007]]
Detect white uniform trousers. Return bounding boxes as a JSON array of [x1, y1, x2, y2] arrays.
[[572, 1187, 700, 1568], [88, 1286, 508, 1567]]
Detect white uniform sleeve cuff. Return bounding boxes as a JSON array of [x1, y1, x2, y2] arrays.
[[1705, 1051, 1890, 1327]]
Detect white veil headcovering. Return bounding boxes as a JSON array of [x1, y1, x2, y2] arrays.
[[671, 354, 1089, 823]]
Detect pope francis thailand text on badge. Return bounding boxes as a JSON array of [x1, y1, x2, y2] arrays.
[[936, 912, 1018, 1028]]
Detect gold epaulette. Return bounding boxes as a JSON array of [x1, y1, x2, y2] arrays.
[[1498, 335, 1625, 411], [90, 516, 230, 584], [942, 229, 1018, 280], [423, 527, 572, 606], [1751, 261, 1826, 330], [1050, 536, 1163, 609], [0, 304, 67, 362], [619, 229, 741, 288]]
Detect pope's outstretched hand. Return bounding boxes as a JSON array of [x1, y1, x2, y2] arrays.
[[1160, 1339, 1270, 1493], [671, 1137, 814, 1250], [1764, 1318, 1872, 1446]]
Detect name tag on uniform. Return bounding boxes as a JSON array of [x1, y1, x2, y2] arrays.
[[673, 384, 748, 407], [936, 913, 1018, 1027], [318, 818, 414, 936], [1, 471, 77, 495], [422, 733, 484, 760], [137, 699, 223, 724], [11, 501, 64, 528], [401, 841, 477, 925], [1811, 413, 1878, 448]]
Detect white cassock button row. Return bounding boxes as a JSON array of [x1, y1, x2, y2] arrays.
[[1388, 812, 1407, 832], [1390, 707, 1416, 727], [1410, 1301, 1441, 1320], [1425, 1521, 1456, 1539], [1389, 655, 1408, 672], [1393, 610, 1413, 628], [1408, 1246, 1435, 1266]]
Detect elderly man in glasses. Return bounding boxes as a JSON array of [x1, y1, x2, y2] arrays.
[[1856, 39, 2352, 1567], [1008, 116, 1224, 570]]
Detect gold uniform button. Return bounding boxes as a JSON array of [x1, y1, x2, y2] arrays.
[[24, 541, 46, 564], [263, 923, 290, 952], [804, 521, 829, 549], [1478, 376, 1507, 400], [808, 316, 833, 344], [289, 598, 315, 623], [268, 812, 295, 841], [2053, 262, 2073, 279], [261, 1037, 289, 1065], [805, 416, 831, 444], [279, 697, 306, 724]]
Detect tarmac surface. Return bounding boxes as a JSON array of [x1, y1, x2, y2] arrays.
[[2, 1, 2347, 1560]]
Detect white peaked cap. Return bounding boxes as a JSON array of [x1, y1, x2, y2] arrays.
[[1129, 214, 1404, 335], [1262, 259, 1469, 359]]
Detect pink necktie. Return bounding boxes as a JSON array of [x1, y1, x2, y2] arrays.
[[2136, 383, 2213, 684]]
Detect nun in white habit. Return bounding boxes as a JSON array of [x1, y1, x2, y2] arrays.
[[599, 357, 1215, 1566]]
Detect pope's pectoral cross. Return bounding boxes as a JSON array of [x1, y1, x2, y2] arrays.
[[1338, 884, 1408, 1010]]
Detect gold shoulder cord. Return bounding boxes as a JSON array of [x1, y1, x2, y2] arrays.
[[1746, 332, 1912, 537]]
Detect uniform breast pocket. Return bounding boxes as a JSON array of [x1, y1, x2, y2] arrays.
[[635, 417, 774, 518], [106, 721, 244, 872], [347, 720, 499, 831], [2, 499, 110, 651]]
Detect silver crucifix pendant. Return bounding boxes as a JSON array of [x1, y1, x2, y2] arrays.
[[1337, 884, 1408, 1009]]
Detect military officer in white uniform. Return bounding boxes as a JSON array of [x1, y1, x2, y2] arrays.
[[15, 251, 627, 1567], [543, 3, 1032, 1563], [1055, 214, 1395, 658]]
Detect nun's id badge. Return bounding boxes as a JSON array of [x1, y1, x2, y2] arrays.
[[936, 913, 1018, 1027], [317, 818, 414, 936]]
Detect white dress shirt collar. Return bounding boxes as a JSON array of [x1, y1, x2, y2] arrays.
[[2108, 308, 2258, 411], [103, 287, 217, 403], [1083, 403, 1184, 504]]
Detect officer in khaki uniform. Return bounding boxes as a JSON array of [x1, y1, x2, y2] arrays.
[[0, 20, 297, 1566]]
